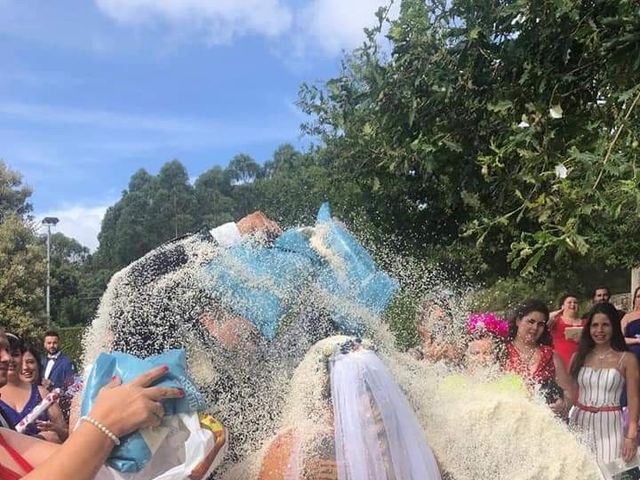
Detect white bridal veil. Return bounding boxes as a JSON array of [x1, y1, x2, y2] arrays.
[[330, 347, 442, 480]]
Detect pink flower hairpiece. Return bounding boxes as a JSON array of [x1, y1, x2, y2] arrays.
[[467, 312, 509, 339]]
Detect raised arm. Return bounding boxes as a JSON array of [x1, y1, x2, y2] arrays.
[[547, 309, 562, 328], [22, 365, 182, 480]]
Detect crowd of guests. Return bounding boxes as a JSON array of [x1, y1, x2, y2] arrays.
[[0, 331, 74, 442], [0, 328, 182, 479], [0, 283, 639, 478], [415, 284, 640, 468]]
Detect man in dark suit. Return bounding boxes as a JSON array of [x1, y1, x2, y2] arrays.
[[41, 330, 75, 391], [592, 285, 626, 320]]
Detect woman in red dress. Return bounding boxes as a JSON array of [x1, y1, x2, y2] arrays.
[[505, 299, 575, 416], [548, 294, 586, 369]]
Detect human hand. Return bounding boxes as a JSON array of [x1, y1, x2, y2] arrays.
[[88, 365, 184, 438], [548, 309, 562, 327], [623, 437, 637, 463], [199, 311, 259, 351], [42, 378, 52, 389], [424, 342, 448, 362], [236, 211, 281, 238], [549, 398, 566, 416], [36, 419, 55, 432]]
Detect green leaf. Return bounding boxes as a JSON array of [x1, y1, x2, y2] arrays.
[[617, 87, 639, 103], [522, 248, 545, 275], [487, 100, 513, 113], [442, 138, 463, 152]]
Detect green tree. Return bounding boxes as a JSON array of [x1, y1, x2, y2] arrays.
[[193, 166, 236, 227], [95, 161, 198, 270], [0, 215, 46, 336], [298, 0, 640, 281], [249, 146, 361, 227], [226, 154, 262, 218], [152, 160, 196, 240], [262, 144, 303, 178], [0, 161, 33, 222], [46, 233, 94, 326], [227, 154, 261, 185]]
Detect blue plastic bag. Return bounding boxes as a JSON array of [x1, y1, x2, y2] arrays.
[[205, 229, 321, 339], [81, 349, 205, 473], [314, 203, 399, 333], [204, 203, 398, 338]]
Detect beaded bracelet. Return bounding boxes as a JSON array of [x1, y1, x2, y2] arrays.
[[80, 415, 121, 446]]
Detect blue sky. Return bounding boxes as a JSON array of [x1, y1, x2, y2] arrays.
[[1, 0, 397, 249]]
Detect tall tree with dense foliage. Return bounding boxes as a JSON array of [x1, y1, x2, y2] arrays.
[[0, 215, 46, 336], [0, 163, 44, 335], [0, 160, 33, 222], [194, 166, 236, 228], [299, 0, 640, 281], [46, 232, 95, 326], [95, 162, 197, 270]]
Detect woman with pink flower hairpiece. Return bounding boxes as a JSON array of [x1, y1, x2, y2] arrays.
[[439, 312, 526, 395], [464, 313, 509, 371]]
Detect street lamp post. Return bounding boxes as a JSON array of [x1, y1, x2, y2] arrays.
[[42, 217, 59, 326]]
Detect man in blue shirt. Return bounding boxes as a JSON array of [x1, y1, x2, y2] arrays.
[[41, 330, 75, 391]]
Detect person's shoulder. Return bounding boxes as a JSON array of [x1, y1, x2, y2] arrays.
[[59, 353, 74, 365]]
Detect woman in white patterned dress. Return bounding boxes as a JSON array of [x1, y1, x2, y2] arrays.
[[569, 302, 639, 465]]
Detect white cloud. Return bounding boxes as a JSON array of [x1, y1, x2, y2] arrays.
[[94, 0, 293, 44], [92, 0, 398, 58], [37, 204, 111, 251], [295, 0, 399, 57]]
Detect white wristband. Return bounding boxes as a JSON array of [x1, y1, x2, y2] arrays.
[[80, 415, 121, 446]]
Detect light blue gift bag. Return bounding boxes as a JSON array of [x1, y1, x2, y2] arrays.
[[314, 203, 399, 333], [81, 349, 205, 473], [204, 203, 399, 338]]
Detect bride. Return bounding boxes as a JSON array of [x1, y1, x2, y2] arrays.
[[256, 336, 442, 480]]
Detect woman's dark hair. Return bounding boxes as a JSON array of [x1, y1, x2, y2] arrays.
[[569, 302, 627, 378], [21, 344, 44, 385], [507, 299, 552, 346], [5, 333, 23, 355], [558, 293, 578, 307]]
